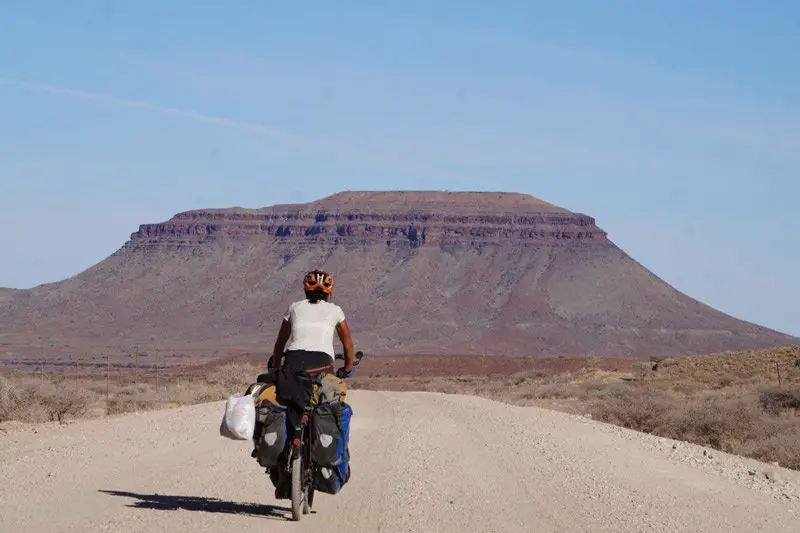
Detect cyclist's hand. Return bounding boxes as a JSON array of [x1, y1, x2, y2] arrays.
[[336, 366, 355, 379]]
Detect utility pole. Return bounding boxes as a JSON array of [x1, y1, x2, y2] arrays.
[[105, 353, 110, 408]]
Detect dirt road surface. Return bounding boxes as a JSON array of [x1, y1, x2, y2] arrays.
[[2, 390, 800, 532]]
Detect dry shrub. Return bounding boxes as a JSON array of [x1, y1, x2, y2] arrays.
[[1, 376, 93, 423], [168, 382, 228, 405], [106, 383, 160, 415], [206, 362, 262, 392], [668, 380, 702, 396], [0, 375, 28, 422], [662, 393, 763, 452], [588, 384, 678, 434], [589, 385, 759, 451], [587, 382, 800, 468], [633, 361, 655, 380], [714, 376, 734, 388], [517, 382, 583, 401], [408, 378, 464, 395], [37, 382, 94, 423], [511, 368, 557, 381], [655, 357, 678, 369], [105, 380, 235, 415], [758, 385, 800, 416], [742, 423, 800, 470]]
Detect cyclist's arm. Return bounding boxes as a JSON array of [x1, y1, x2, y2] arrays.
[[336, 319, 355, 371], [271, 319, 291, 369]]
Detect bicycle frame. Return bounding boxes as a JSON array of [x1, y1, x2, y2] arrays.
[[286, 375, 321, 484]]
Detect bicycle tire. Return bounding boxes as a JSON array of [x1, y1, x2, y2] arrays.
[[291, 456, 304, 521], [304, 485, 314, 514]]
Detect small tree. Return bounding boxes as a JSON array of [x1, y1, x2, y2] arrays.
[[39, 384, 92, 424]]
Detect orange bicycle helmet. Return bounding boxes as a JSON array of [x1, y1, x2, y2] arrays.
[[303, 269, 334, 296]]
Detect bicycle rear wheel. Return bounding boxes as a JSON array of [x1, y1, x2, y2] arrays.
[[304, 484, 315, 515]]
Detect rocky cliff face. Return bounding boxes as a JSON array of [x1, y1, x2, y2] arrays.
[[124, 191, 607, 253], [1, 191, 797, 359]]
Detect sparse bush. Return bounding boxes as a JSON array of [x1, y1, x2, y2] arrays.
[[1, 376, 93, 423], [662, 394, 763, 452], [38, 383, 93, 423], [206, 363, 262, 392], [517, 382, 584, 401], [743, 423, 800, 470], [588, 385, 676, 434], [758, 386, 800, 416], [714, 376, 733, 388], [105, 382, 166, 415], [633, 361, 655, 380], [668, 381, 701, 395], [657, 357, 678, 369], [0, 375, 23, 423], [168, 382, 228, 405], [576, 381, 608, 396]]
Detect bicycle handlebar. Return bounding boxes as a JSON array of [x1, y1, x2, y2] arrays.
[[335, 350, 365, 365]]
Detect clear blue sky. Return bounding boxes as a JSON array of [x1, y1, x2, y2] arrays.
[[1, 1, 798, 336]]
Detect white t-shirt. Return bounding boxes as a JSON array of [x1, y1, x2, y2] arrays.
[[283, 299, 346, 358]]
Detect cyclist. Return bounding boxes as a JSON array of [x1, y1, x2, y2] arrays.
[[268, 269, 355, 498], [269, 269, 355, 377]]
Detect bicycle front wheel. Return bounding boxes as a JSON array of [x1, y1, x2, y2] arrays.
[[291, 456, 304, 521]]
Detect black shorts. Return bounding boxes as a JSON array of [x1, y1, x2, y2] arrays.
[[282, 349, 334, 374], [278, 350, 334, 439]]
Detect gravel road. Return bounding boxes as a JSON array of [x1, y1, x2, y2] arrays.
[[2, 390, 800, 532]]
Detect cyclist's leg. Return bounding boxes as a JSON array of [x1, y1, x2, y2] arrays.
[[274, 351, 332, 499]]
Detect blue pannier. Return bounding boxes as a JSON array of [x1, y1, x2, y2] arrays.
[[313, 449, 350, 494], [311, 401, 352, 494]]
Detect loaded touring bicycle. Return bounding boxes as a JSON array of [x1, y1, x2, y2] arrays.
[[246, 350, 364, 521]]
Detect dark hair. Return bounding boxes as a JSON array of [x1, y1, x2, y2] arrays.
[[304, 289, 329, 303]]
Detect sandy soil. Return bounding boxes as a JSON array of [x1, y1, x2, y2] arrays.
[[2, 390, 800, 532]]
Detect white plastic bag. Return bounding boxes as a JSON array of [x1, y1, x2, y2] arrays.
[[219, 393, 256, 440]]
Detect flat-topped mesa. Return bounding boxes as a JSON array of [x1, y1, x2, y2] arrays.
[[126, 191, 609, 251], [4, 189, 796, 358]]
